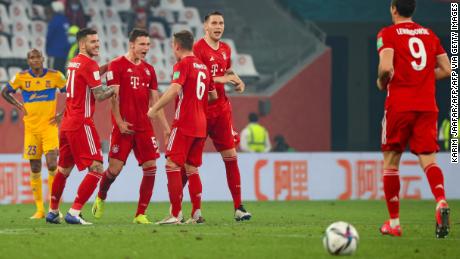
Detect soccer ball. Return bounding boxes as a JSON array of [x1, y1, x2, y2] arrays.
[[323, 221, 359, 256]]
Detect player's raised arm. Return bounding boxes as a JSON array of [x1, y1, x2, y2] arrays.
[[435, 54, 451, 80], [377, 49, 394, 91], [147, 83, 181, 118], [150, 89, 171, 138]]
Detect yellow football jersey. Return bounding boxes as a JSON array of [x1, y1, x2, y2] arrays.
[[6, 69, 66, 133]]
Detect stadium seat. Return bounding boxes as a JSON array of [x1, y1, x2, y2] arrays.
[[30, 35, 45, 53], [148, 22, 167, 40], [86, 0, 107, 9], [0, 67, 8, 82], [105, 23, 123, 38], [171, 23, 192, 35], [159, 0, 184, 11], [110, 0, 132, 12], [0, 35, 12, 58], [102, 7, 122, 23], [0, 4, 10, 24], [87, 22, 106, 37], [232, 54, 259, 77], [163, 44, 176, 68], [146, 52, 166, 68], [8, 2, 29, 23], [30, 4, 46, 20], [31, 21, 47, 37], [178, 7, 201, 27], [0, 20, 11, 35], [106, 37, 125, 60], [221, 38, 238, 56], [86, 6, 104, 23], [149, 38, 164, 55], [13, 20, 30, 36], [155, 66, 171, 84], [153, 8, 175, 24], [11, 35, 30, 58], [7, 67, 22, 78]]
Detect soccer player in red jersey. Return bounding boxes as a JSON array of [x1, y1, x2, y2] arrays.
[[148, 30, 217, 224], [376, 0, 452, 238], [45, 28, 115, 225], [192, 11, 251, 221], [91, 28, 170, 224]]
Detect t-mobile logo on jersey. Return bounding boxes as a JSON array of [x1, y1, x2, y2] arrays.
[[130, 76, 140, 89], [211, 64, 218, 76]]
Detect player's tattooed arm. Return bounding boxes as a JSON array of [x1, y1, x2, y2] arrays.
[[150, 90, 171, 139], [435, 54, 452, 80], [147, 83, 181, 119], [92, 85, 115, 102], [110, 85, 134, 134], [377, 49, 394, 91], [1, 85, 27, 115]]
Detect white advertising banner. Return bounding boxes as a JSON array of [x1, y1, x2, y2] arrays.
[[0, 152, 459, 204]]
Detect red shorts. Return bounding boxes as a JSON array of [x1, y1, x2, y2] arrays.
[[58, 123, 103, 171], [381, 110, 439, 154], [166, 127, 206, 167], [109, 126, 160, 165], [207, 109, 238, 151]]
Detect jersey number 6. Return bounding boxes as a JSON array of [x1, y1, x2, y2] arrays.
[[196, 71, 206, 100]]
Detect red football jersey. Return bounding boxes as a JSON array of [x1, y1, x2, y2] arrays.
[[107, 56, 158, 132], [171, 55, 212, 137], [61, 54, 102, 131], [377, 22, 446, 112], [193, 38, 231, 117]]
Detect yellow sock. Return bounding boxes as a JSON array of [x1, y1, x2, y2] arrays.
[[30, 172, 45, 213], [48, 170, 56, 199]]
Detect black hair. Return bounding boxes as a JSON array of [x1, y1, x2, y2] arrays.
[[76, 28, 97, 42], [249, 113, 259, 123], [129, 28, 150, 42], [204, 11, 223, 22], [391, 0, 416, 18]]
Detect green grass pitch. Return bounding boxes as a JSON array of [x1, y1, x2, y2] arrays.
[[0, 200, 458, 259]]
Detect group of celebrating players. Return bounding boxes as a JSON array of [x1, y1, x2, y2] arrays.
[[0, 0, 453, 237], [2, 11, 251, 225]]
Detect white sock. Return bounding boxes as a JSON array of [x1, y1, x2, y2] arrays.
[[390, 218, 400, 228], [436, 200, 447, 210], [68, 208, 80, 217], [50, 209, 59, 214]]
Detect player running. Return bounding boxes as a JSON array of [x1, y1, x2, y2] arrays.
[[376, 0, 452, 238], [91, 28, 170, 224], [148, 30, 217, 224], [45, 28, 115, 225], [190, 11, 251, 221], [1, 49, 66, 219]]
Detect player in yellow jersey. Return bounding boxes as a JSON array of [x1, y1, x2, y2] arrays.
[[1, 49, 66, 219]]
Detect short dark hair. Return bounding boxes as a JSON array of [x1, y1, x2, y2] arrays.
[[249, 113, 259, 123], [391, 0, 416, 18], [173, 30, 194, 51], [204, 11, 223, 22], [76, 28, 97, 42], [129, 28, 149, 42]]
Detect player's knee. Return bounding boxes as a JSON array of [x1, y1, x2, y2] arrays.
[[184, 164, 198, 174], [89, 162, 104, 173], [57, 166, 72, 176], [220, 148, 237, 158], [47, 161, 57, 172], [142, 160, 156, 169], [30, 160, 42, 173], [166, 160, 180, 171]]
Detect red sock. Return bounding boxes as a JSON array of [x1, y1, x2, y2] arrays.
[[71, 172, 102, 210], [223, 156, 242, 209], [97, 169, 117, 200], [424, 163, 446, 203], [187, 171, 202, 216], [383, 169, 400, 219], [166, 166, 182, 217], [50, 171, 68, 210], [136, 166, 156, 216]]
